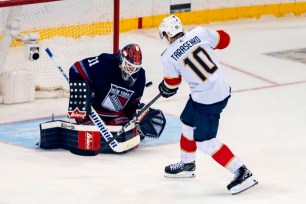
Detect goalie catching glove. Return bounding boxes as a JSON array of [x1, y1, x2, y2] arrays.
[[135, 107, 166, 139]]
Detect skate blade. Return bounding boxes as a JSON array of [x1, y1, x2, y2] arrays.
[[229, 176, 258, 195], [164, 171, 195, 178]]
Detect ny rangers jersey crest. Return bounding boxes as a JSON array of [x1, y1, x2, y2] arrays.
[[102, 84, 134, 111]]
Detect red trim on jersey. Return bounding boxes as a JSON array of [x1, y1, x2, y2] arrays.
[[108, 116, 130, 125], [74, 61, 89, 81], [212, 144, 235, 167], [130, 97, 141, 105], [180, 135, 197, 152], [215, 30, 230, 50], [95, 109, 125, 117], [164, 76, 182, 87]]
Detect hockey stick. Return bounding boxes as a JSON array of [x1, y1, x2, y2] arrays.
[[102, 93, 161, 148], [45, 48, 140, 153]]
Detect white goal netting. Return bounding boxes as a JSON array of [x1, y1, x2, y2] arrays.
[[0, 0, 115, 98]]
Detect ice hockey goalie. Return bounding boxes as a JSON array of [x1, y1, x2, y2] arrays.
[[38, 81, 166, 156]]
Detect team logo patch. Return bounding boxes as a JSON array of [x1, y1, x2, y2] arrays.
[[102, 84, 134, 111]]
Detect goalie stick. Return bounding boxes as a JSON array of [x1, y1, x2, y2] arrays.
[[45, 48, 140, 153], [102, 93, 161, 149]]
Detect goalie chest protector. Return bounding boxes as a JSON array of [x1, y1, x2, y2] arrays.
[[39, 120, 138, 156]]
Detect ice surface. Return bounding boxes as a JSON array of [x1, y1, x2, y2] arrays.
[[0, 16, 306, 204]]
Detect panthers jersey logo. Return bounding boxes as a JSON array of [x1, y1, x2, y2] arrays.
[[101, 84, 134, 111]]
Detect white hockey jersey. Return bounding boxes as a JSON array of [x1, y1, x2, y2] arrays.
[[161, 26, 231, 105]]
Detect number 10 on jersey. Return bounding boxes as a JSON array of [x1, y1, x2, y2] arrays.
[[183, 47, 218, 82]]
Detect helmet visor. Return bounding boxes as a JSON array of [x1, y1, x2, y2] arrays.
[[121, 57, 141, 76]]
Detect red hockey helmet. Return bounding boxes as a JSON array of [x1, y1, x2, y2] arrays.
[[119, 44, 143, 86]]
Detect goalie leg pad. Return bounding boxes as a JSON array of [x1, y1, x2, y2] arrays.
[[40, 120, 138, 155], [137, 108, 166, 139], [40, 121, 100, 156], [40, 122, 62, 149]]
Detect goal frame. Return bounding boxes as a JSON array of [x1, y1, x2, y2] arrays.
[[0, 0, 120, 71], [0, 0, 120, 104]]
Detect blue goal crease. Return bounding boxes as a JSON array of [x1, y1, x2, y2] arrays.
[[0, 115, 181, 149]]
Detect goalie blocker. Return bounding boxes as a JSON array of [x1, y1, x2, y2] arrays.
[[67, 80, 92, 120]]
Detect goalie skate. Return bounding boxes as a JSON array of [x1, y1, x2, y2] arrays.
[[164, 161, 196, 178], [227, 165, 258, 195]]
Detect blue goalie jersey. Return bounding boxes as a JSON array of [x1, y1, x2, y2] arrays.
[[69, 53, 146, 122]]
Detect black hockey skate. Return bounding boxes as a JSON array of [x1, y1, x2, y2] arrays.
[[227, 165, 258, 195], [164, 161, 196, 178]]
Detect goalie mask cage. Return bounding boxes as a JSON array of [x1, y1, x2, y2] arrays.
[[0, 0, 119, 100]]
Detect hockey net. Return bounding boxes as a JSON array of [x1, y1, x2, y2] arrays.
[[0, 0, 118, 99]]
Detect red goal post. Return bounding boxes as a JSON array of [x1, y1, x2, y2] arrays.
[[0, 0, 119, 103], [0, 0, 59, 7]]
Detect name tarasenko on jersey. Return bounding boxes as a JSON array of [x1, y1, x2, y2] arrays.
[[170, 36, 201, 61]]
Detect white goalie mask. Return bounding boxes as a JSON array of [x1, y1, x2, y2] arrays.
[[118, 44, 142, 87], [159, 15, 184, 41]]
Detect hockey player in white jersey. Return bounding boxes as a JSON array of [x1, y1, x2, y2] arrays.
[[158, 15, 258, 195]]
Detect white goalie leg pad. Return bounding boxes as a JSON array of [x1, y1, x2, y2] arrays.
[[196, 138, 222, 155], [181, 123, 196, 163], [229, 176, 258, 195]]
